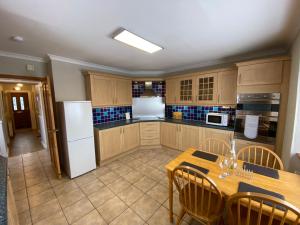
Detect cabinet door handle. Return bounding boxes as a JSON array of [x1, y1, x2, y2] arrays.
[[218, 94, 220, 103], [238, 73, 241, 84]]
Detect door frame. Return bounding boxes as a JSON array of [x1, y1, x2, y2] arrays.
[[0, 74, 62, 178]]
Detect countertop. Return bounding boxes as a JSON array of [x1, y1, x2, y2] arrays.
[[0, 156, 7, 225], [94, 118, 235, 131]]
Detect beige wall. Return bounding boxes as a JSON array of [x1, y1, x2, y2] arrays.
[[0, 56, 47, 77], [282, 32, 300, 172]]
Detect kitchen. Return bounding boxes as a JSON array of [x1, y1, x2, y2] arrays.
[[1, 1, 300, 225]]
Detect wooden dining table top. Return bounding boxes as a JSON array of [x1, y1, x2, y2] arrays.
[[165, 147, 300, 211]]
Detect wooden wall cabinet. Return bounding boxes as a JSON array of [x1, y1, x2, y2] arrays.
[[95, 123, 139, 163], [86, 72, 132, 107], [165, 79, 178, 104], [165, 68, 237, 106], [237, 61, 283, 86], [140, 122, 160, 146]]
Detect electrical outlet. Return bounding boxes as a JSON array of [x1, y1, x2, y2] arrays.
[[26, 64, 35, 71]]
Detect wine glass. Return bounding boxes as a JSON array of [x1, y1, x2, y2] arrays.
[[219, 157, 229, 179]]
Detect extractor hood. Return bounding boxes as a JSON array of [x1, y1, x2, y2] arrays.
[[140, 81, 157, 97]]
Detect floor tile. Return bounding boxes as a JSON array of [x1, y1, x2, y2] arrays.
[[110, 208, 144, 225], [88, 186, 115, 208], [117, 185, 144, 206], [63, 197, 94, 224], [30, 199, 61, 223], [98, 171, 120, 185], [134, 176, 157, 193], [53, 180, 78, 196], [131, 194, 160, 221], [93, 166, 111, 177], [147, 183, 169, 204], [34, 210, 68, 225], [18, 210, 32, 225], [73, 209, 107, 225], [16, 198, 29, 214], [97, 196, 128, 223], [57, 188, 85, 208], [14, 188, 28, 201], [122, 170, 143, 184], [74, 172, 97, 186], [80, 179, 104, 195], [28, 189, 56, 208], [27, 181, 51, 196], [147, 206, 176, 225], [107, 177, 131, 194], [163, 192, 181, 216]]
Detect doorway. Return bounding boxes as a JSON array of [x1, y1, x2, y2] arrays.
[[11, 92, 32, 129]]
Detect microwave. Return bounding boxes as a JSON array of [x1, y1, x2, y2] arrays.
[[206, 113, 229, 126]]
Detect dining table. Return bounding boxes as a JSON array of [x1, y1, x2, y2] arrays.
[[165, 147, 300, 223]]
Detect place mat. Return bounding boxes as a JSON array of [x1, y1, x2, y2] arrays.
[[180, 161, 209, 175], [192, 151, 218, 162], [238, 182, 285, 210], [243, 162, 279, 179]]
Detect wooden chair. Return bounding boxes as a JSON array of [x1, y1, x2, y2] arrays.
[[237, 145, 284, 170], [226, 192, 300, 225], [172, 165, 224, 225], [201, 138, 231, 156]]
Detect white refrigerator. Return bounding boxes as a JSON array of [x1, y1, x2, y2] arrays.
[[59, 101, 96, 178]]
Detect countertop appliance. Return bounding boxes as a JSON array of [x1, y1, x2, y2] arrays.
[[59, 101, 96, 178], [206, 113, 229, 126], [234, 93, 280, 144]]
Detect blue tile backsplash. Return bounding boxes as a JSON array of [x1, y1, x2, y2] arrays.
[[93, 106, 132, 125], [132, 81, 165, 97], [165, 105, 235, 124]]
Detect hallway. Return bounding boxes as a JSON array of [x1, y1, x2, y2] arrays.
[[10, 129, 44, 157]]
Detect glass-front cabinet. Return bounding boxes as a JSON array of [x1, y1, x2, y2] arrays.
[[178, 78, 194, 104], [195, 72, 218, 104]]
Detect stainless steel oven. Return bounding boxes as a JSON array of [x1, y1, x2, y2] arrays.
[[234, 93, 280, 144]]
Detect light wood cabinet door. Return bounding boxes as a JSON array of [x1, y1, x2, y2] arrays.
[[237, 61, 283, 86], [166, 79, 178, 104], [177, 77, 195, 104], [235, 139, 275, 152], [99, 127, 122, 161], [91, 75, 115, 106], [195, 73, 218, 105], [218, 70, 237, 105], [179, 125, 200, 151], [122, 124, 140, 152], [203, 128, 234, 145], [161, 122, 179, 149], [115, 79, 132, 105]]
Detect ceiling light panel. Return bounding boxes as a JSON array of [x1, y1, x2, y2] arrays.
[[113, 30, 162, 54]]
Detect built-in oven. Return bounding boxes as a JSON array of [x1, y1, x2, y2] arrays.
[[234, 93, 280, 144]]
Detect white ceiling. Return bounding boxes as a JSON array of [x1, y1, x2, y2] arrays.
[[0, 0, 300, 75]]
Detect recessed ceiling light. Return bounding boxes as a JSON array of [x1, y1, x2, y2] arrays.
[[16, 83, 23, 87], [113, 29, 162, 54], [11, 36, 24, 42], [14, 86, 21, 91]]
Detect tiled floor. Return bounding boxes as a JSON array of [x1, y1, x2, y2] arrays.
[[8, 146, 202, 225], [9, 129, 44, 157]]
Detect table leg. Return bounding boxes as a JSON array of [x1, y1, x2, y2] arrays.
[[168, 170, 174, 223]]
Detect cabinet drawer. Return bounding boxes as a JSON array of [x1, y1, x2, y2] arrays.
[[141, 132, 160, 140], [141, 138, 160, 146], [140, 122, 160, 130]]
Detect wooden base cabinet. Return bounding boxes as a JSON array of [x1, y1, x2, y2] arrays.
[[140, 122, 160, 146], [203, 128, 234, 145], [161, 122, 179, 149], [235, 139, 275, 152], [161, 122, 204, 151], [95, 124, 139, 163]]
